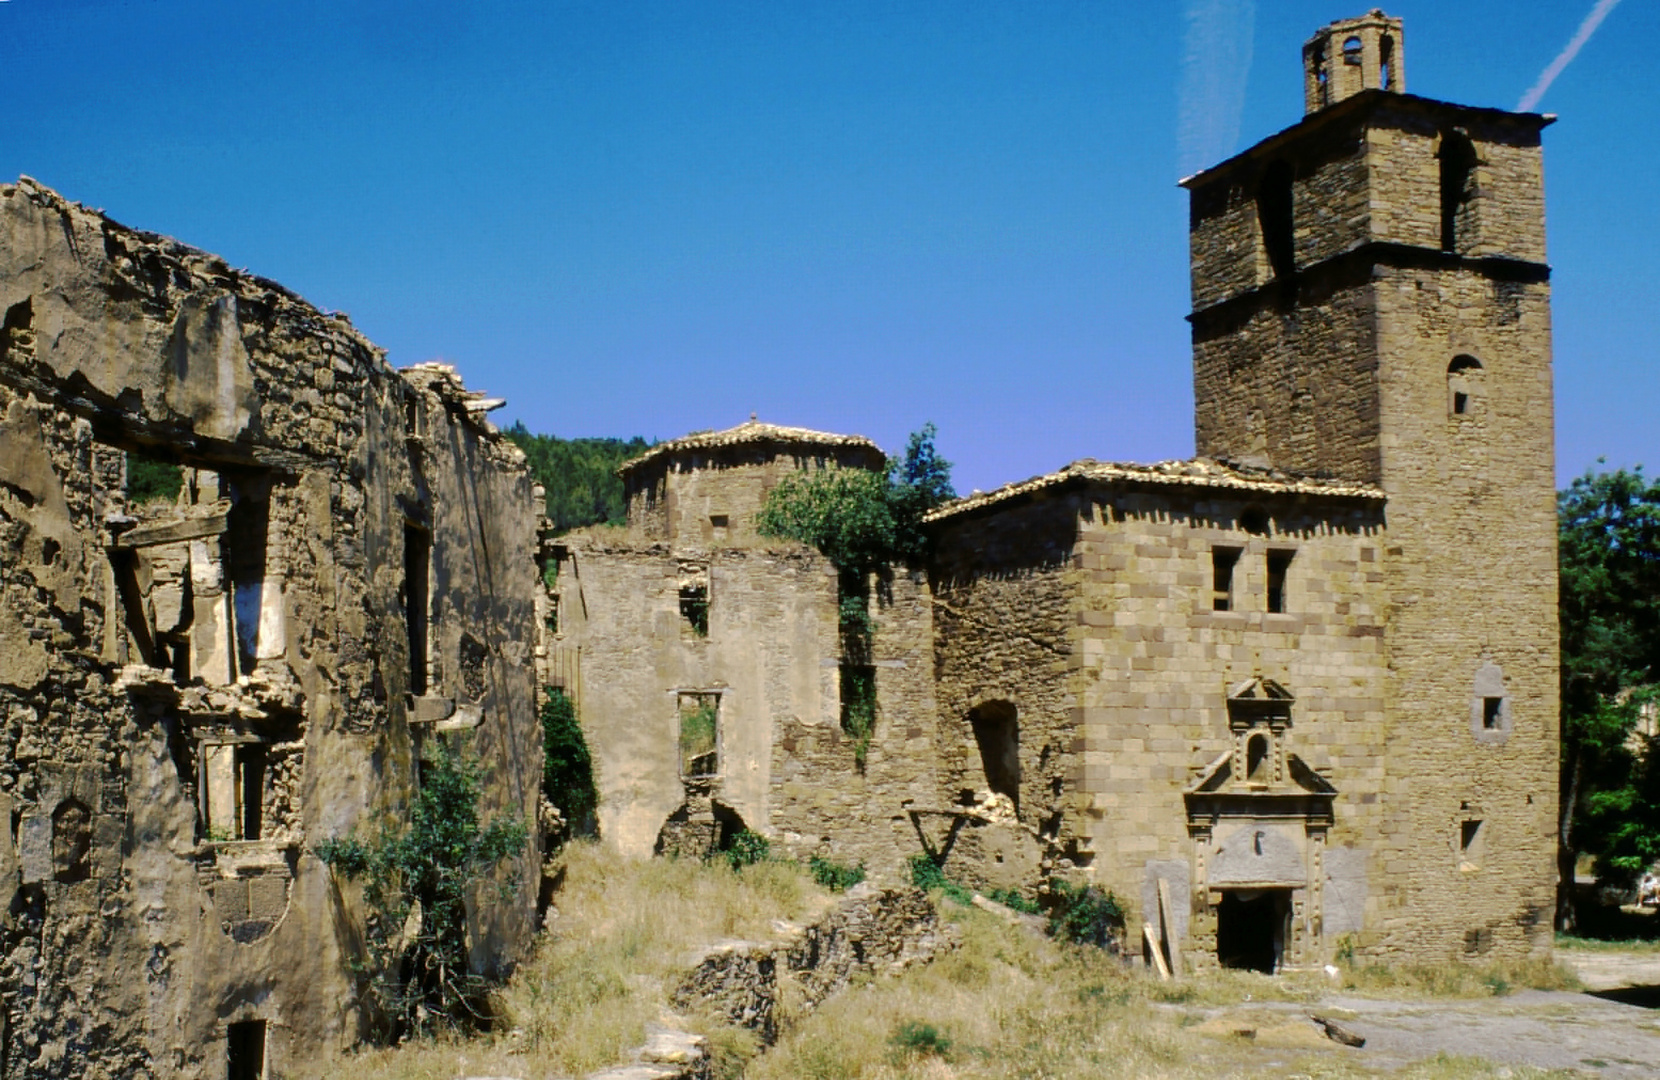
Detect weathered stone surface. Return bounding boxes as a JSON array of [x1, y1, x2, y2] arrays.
[[0, 179, 542, 1077], [673, 884, 957, 1045]]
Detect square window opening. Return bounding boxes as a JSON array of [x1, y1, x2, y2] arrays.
[[678, 693, 720, 779], [679, 586, 709, 638], [1266, 550, 1294, 614], [1212, 547, 1242, 612], [1482, 696, 1503, 729]]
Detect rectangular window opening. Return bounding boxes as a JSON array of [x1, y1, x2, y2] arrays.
[[201, 742, 267, 841], [1460, 819, 1484, 870], [679, 585, 709, 638], [227, 1019, 266, 1080], [404, 525, 431, 696], [840, 664, 878, 743], [678, 692, 720, 778], [1453, 391, 1469, 415], [1212, 547, 1241, 612], [1266, 550, 1294, 614], [1482, 696, 1503, 729]]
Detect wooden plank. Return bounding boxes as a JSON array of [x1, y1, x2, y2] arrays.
[[1157, 878, 1184, 978], [1143, 923, 1171, 980], [114, 503, 230, 549]]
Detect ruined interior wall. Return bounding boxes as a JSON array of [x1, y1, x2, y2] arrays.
[[1066, 486, 1390, 970], [558, 539, 840, 857], [0, 179, 540, 1078], [768, 564, 941, 881], [928, 494, 1080, 893]]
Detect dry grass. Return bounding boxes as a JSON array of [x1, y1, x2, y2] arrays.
[[294, 852, 1587, 1080], [747, 903, 1585, 1080], [294, 841, 830, 1080]]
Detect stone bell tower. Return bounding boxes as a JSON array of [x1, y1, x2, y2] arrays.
[[1303, 9, 1405, 112], [1181, 13, 1560, 961]]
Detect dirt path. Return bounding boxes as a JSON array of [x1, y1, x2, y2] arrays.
[[1182, 950, 1660, 1077]]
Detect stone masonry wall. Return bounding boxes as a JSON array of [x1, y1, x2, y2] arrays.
[[0, 179, 541, 1078]]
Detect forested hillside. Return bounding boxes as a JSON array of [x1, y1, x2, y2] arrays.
[[504, 422, 655, 533]]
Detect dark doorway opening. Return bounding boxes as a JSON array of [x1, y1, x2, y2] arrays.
[[1216, 889, 1290, 973], [226, 1019, 266, 1080]]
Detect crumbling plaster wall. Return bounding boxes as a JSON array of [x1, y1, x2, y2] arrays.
[[0, 179, 540, 1078]]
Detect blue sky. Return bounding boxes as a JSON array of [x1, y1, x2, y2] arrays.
[[2, 0, 1653, 495]]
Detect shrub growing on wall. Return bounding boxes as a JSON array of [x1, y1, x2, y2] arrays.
[[316, 744, 528, 1041], [541, 686, 597, 838]]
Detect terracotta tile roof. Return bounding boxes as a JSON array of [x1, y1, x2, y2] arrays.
[[617, 419, 882, 476], [925, 457, 1385, 522]]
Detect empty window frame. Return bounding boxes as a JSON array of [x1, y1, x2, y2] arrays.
[[1256, 161, 1296, 281], [226, 1019, 266, 1080], [1459, 818, 1485, 870], [1379, 34, 1395, 90], [200, 742, 267, 841], [1342, 34, 1363, 65], [1265, 549, 1294, 614], [404, 525, 431, 696], [1246, 733, 1271, 782], [1438, 130, 1478, 253], [679, 585, 709, 638], [678, 692, 720, 779], [1448, 355, 1483, 416], [1211, 547, 1242, 611], [1482, 696, 1504, 730]]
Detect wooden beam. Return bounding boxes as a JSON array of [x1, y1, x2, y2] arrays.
[[113, 502, 230, 549]]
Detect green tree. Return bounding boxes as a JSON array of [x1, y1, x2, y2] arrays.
[[503, 422, 654, 533], [541, 687, 597, 840], [1557, 465, 1660, 928], [757, 425, 955, 765], [316, 745, 528, 1041]]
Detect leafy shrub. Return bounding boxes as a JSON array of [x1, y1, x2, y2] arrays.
[[315, 744, 528, 1041], [723, 829, 771, 870], [541, 687, 596, 837], [908, 853, 973, 906], [983, 887, 1041, 915], [889, 1020, 952, 1060], [1046, 878, 1123, 950], [808, 855, 866, 892], [125, 451, 183, 504]]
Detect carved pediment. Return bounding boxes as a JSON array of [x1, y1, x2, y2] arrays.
[[1227, 677, 1294, 729], [1185, 750, 1337, 827]]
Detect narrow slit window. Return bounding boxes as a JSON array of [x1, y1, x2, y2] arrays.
[[404, 525, 431, 696], [1482, 696, 1503, 730], [1266, 550, 1293, 614], [678, 693, 720, 778], [1379, 34, 1394, 90], [1212, 547, 1241, 612], [679, 585, 709, 638]]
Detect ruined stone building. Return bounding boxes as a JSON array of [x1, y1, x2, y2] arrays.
[[0, 180, 543, 1078], [553, 12, 1559, 973], [0, 11, 1559, 1076]]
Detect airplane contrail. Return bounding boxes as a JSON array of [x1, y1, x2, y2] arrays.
[[1517, 0, 1622, 112], [1178, 0, 1257, 179]]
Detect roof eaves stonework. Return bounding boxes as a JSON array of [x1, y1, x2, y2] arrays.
[[617, 419, 882, 476], [924, 457, 1386, 524]]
